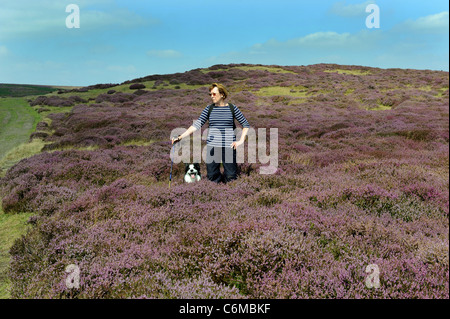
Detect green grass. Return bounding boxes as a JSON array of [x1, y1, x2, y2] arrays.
[[345, 88, 355, 95], [50, 81, 207, 101], [46, 88, 109, 100], [255, 86, 311, 97], [0, 208, 33, 299], [31, 105, 73, 127], [0, 97, 42, 298], [39, 138, 156, 155], [0, 102, 74, 176], [137, 80, 206, 91], [436, 87, 449, 97], [324, 68, 372, 76], [372, 104, 393, 111], [0, 139, 49, 177], [0, 98, 41, 160], [200, 65, 297, 74], [121, 139, 156, 147]]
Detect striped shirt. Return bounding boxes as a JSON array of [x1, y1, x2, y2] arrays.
[[193, 103, 250, 147]]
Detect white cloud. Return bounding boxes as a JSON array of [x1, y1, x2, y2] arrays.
[[393, 11, 449, 34], [0, 45, 9, 56], [250, 30, 382, 53], [82, 8, 155, 30], [147, 49, 183, 59], [329, 1, 376, 17], [0, 1, 158, 40], [14, 60, 65, 72], [211, 10, 448, 71], [286, 32, 359, 48]]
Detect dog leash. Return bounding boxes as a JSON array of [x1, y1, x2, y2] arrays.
[[169, 144, 175, 189]]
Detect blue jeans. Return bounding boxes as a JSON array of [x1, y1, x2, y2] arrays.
[[206, 145, 237, 183]]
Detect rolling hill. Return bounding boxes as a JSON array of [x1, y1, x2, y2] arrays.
[[0, 63, 448, 298], [0, 84, 70, 98]]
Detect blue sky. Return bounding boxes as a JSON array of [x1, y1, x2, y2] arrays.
[[0, 0, 448, 86]]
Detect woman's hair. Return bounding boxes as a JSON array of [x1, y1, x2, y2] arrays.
[[209, 83, 228, 99]]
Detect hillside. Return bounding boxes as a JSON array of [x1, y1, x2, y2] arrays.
[[0, 63, 448, 298], [0, 84, 66, 98]]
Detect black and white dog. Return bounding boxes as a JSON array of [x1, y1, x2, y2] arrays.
[[184, 163, 201, 183]]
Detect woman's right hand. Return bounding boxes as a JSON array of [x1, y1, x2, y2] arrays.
[[171, 135, 181, 144]]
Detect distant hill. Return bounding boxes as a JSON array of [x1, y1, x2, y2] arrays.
[[0, 83, 76, 97]]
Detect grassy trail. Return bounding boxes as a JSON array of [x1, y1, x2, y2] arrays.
[[0, 97, 40, 298], [0, 97, 40, 159], [0, 210, 33, 298]]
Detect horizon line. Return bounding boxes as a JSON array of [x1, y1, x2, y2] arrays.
[[2, 62, 449, 88]]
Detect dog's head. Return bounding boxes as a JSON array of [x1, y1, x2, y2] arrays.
[[184, 163, 201, 182]]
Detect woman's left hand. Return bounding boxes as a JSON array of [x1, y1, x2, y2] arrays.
[[230, 141, 243, 150]]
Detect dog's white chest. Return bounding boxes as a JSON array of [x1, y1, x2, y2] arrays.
[[184, 164, 201, 183]]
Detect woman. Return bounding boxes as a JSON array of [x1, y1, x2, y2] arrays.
[[172, 83, 250, 183]]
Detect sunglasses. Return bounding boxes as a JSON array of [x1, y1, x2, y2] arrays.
[[209, 92, 218, 97]]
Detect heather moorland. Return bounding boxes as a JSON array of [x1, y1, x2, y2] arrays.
[[0, 63, 448, 298]]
